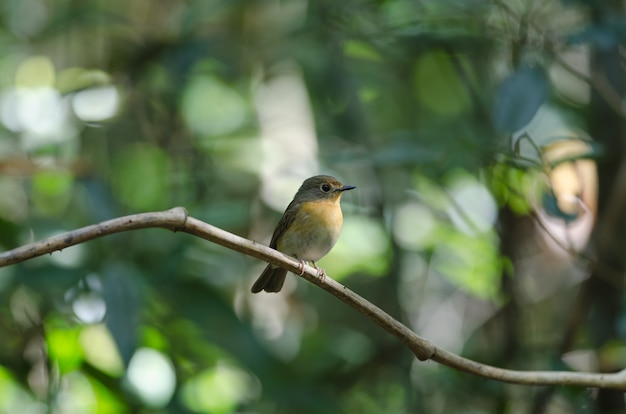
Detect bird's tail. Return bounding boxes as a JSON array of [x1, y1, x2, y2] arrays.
[[251, 265, 288, 293]]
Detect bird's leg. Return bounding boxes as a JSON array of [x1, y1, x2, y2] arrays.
[[311, 262, 326, 280], [294, 255, 307, 276]]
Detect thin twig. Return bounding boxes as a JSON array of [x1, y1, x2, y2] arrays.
[[1, 207, 625, 389]]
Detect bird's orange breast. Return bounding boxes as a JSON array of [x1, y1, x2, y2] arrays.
[[276, 199, 344, 262], [298, 199, 344, 230]]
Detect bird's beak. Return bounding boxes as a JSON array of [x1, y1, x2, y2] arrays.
[[338, 185, 356, 192]]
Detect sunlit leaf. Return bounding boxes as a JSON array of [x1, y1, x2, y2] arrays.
[[80, 324, 125, 377], [343, 40, 382, 62], [0, 366, 36, 412], [56, 67, 112, 94], [85, 375, 128, 414], [431, 228, 502, 300], [31, 169, 74, 216], [489, 163, 533, 215], [46, 321, 84, 374], [181, 364, 254, 414]]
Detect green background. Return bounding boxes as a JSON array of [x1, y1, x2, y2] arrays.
[[0, 0, 624, 413]]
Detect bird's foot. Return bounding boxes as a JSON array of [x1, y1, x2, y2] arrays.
[[312, 262, 326, 280], [297, 259, 307, 276]]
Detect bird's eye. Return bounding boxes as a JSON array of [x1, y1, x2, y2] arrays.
[[320, 183, 332, 193]]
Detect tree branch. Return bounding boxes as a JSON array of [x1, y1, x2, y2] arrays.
[[1, 207, 625, 390]]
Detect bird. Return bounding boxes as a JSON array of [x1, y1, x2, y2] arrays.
[[251, 175, 356, 293]]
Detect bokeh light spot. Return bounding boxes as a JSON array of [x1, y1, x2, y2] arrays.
[[182, 75, 247, 136], [15, 56, 54, 88], [393, 202, 437, 250], [72, 292, 106, 324], [126, 348, 176, 408], [446, 176, 497, 235], [321, 215, 391, 279], [181, 364, 256, 413], [72, 86, 119, 122]]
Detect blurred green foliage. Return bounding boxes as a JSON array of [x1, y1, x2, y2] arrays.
[[0, 0, 624, 413]]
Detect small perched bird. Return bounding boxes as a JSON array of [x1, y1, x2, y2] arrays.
[[251, 175, 356, 293]]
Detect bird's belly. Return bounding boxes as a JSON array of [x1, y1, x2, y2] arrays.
[[277, 201, 343, 262]]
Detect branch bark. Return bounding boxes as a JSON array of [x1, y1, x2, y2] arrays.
[[2, 207, 625, 390]]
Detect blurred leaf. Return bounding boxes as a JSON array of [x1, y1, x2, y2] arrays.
[[31, 169, 74, 216], [56, 68, 112, 94], [45, 320, 84, 374], [18, 266, 84, 294], [489, 163, 533, 215], [343, 40, 382, 62], [326, 328, 374, 368], [0, 0, 616, 412], [567, 19, 626, 50], [0, 218, 20, 248], [160, 279, 338, 412], [322, 216, 392, 280], [80, 324, 125, 377], [413, 50, 473, 116], [141, 326, 169, 352], [81, 179, 119, 222], [84, 376, 128, 414], [492, 65, 549, 132], [111, 144, 170, 211], [0, 366, 36, 411], [431, 228, 502, 300], [342, 378, 406, 414], [599, 341, 626, 370], [32, 169, 73, 196], [101, 262, 143, 367]]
